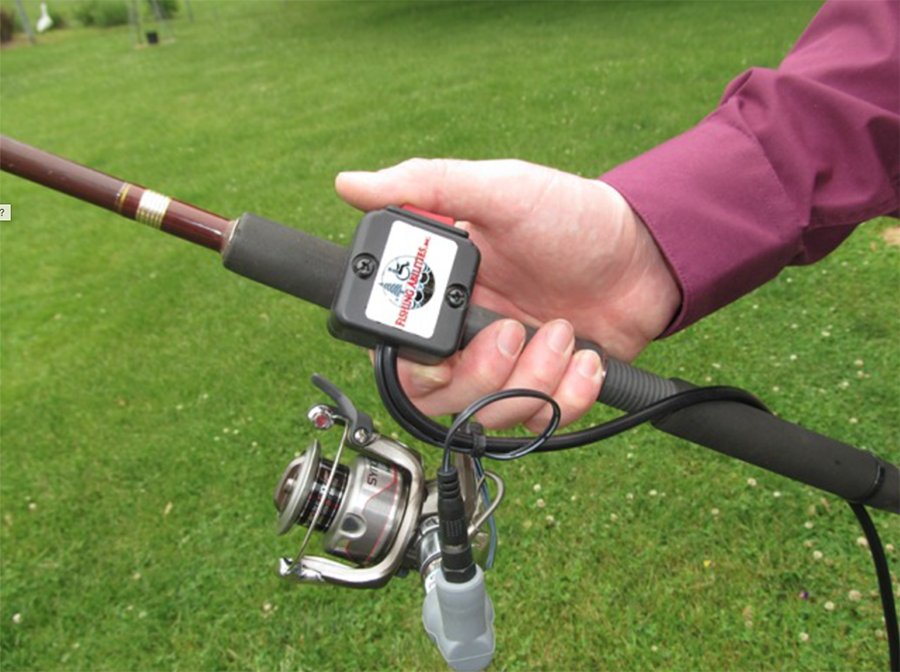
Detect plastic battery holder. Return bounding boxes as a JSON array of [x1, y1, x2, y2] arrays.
[[329, 207, 480, 364]]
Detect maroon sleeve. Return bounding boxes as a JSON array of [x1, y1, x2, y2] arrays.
[[601, 0, 899, 336]]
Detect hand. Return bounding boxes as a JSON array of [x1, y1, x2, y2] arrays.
[[336, 159, 680, 431]]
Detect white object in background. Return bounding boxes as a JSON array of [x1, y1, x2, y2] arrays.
[[36, 3, 53, 33]]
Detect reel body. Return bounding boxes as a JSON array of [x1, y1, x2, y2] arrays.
[[273, 375, 500, 591]]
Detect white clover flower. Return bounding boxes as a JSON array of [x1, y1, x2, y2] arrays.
[[773, 491, 782, 498], [711, 508, 720, 517], [813, 550, 824, 560], [824, 601, 835, 612], [610, 514, 618, 522], [857, 537, 870, 548], [848, 590, 862, 602], [799, 632, 810, 643], [536, 498, 546, 509], [747, 478, 758, 487], [649, 489, 658, 497], [804, 521, 814, 529], [533, 483, 542, 493], [12, 613, 22, 625]]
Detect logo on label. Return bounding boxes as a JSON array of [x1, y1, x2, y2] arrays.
[[378, 238, 434, 328]]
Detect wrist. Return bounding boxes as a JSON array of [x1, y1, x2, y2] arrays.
[[598, 180, 683, 344]]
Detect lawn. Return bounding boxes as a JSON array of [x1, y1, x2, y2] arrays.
[[1, 1, 898, 671]]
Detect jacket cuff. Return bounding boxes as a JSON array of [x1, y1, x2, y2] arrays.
[[601, 114, 802, 337]]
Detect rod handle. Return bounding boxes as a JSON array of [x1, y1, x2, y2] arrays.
[[222, 212, 348, 310]]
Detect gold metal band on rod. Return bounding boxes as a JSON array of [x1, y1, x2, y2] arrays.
[[114, 183, 131, 214], [135, 189, 171, 229]]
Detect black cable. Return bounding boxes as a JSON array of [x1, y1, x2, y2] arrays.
[[849, 502, 900, 672], [374, 343, 768, 454], [441, 389, 561, 469], [373, 342, 899, 670]]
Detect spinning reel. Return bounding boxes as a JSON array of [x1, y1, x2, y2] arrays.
[[3, 137, 896, 672], [272, 375, 503, 670]]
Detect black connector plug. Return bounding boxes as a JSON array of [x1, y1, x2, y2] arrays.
[[437, 466, 476, 584]]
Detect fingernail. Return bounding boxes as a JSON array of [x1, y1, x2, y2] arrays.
[[408, 363, 451, 394], [497, 320, 526, 358], [547, 320, 574, 355], [575, 350, 603, 382]]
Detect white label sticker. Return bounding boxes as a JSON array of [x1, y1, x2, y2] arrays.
[[365, 220, 458, 339]]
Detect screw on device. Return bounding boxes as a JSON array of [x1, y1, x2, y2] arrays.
[[352, 254, 377, 279], [445, 284, 468, 309]]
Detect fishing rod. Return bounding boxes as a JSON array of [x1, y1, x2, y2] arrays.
[[2, 135, 898, 671], [3, 134, 895, 512]]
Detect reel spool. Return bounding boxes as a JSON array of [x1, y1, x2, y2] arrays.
[[274, 438, 408, 566]]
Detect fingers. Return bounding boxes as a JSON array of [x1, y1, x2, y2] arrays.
[[394, 318, 604, 432], [521, 349, 604, 433], [471, 320, 574, 430], [472, 320, 602, 432], [395, 319, 527, 416]]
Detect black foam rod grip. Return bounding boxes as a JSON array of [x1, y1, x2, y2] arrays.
[[463, 306, 898, 513], [653, 396, 899, 513], [222, 213, 349, 309]]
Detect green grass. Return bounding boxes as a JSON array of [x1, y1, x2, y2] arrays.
[[1, 2, 898, 671]]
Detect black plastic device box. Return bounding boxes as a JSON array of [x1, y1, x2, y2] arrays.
[[329, 207, 480, 364]]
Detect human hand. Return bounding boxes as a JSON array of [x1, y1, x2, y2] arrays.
[[336, 159, 680, 432]]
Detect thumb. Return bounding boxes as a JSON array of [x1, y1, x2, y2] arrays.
[[335, 158, 539, 227]]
